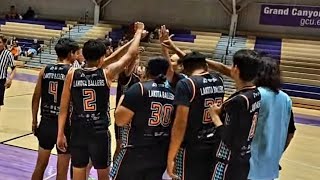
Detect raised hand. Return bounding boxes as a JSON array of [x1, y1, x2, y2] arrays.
[[159, 25, 169, 42], [135, 22, 145, 32]]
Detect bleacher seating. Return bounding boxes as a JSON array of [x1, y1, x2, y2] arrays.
[[254, 37, 282, 61], [0, 19, 74, 41], [140, 30, 221, 63], [78, 23, 121, 45], [250, 36, 320, 110], [4, 19, 66, 30]]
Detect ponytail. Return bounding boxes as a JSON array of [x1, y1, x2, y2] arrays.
[[154, 74, 167, 84]]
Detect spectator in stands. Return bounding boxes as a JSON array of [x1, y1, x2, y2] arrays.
[[105, 34, 112, 43], [118, 36, 126, 47], [27, 39, 42, 58], [10, 41, 21, 60], [5, 5, 21, 19], [7, 36, 16, 48], [23, 7, 35, 20]]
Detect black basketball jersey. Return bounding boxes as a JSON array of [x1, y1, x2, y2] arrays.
[[41, 64, 71, 118], [174, 72, 224, 149], [121, 80, 175, 147], [70, 68, 110, 130], [169, 72, 187, 90], [116, 72, 141, 105], [211, 87, 261, 180]]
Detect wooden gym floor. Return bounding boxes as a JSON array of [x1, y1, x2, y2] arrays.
[[0, 68, 319, 180]]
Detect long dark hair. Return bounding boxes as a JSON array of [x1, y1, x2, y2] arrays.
[[146, 56, 169, 84], [255, 57, 282, 93]]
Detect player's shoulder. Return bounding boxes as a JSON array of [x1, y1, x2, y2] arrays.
[[228, 88, 258, 107], [278, 89, 292, 103], [126, 82, 144, 96], [208, 71, 223, 83], [177, 77, 193, 87]]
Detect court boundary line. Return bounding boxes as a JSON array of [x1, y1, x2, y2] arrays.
[[43, 173, 57, 180], [4, 93, 33, 98], [0, 132, 32, 144], [0, 143, 58, 156], [1, 143, 38, 152]]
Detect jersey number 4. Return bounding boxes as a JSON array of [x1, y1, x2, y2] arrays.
[[203, 98, 223, 124], [83, 89, 97, 111], [48, 82, 58, 103], [149, 102, 173, 127]]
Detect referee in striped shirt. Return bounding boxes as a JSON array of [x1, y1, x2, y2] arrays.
[[0, 36, 16, 110]]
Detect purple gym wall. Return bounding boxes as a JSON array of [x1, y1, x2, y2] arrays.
[[260, 4, 320, 28]]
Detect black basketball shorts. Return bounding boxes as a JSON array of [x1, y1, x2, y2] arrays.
[[70, 129, 111, 169], [110, 145, 168, 180], [36, 116, 71, 154]]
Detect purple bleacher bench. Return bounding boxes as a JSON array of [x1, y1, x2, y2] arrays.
[[282, 83, 320, 100], [173, 34, 196, 39], [282, 83, 320, 94], [172, 37, 194, 43]]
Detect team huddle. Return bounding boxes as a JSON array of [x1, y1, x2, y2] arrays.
[[31, 22, 293, 180]]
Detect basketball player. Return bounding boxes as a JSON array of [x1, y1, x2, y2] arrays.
[[111, 57, 174, 180], [205, 55, 295, 179], [167, 51, 225, 180], [159, 25, 188, 88], [31, 38, 79, 180], [208, 49, 261, 180], [70, 37, 142, 180], [57, 22, 145, 180], [114, 47, 145, 157]]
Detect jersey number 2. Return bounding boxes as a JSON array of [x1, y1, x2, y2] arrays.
[[203, 98, 223, 124], [48, 82, 58, 103], [149, 102, 173, 127], [83, 89, 97, 111]]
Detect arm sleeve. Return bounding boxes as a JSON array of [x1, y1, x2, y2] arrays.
[[288, 110, 296, 134], [215, 96, 247, 148], [173, 79, 193, 107], [121, 83, 142, 112]]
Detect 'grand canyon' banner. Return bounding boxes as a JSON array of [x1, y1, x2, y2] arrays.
[[260, 4, 320, 28]]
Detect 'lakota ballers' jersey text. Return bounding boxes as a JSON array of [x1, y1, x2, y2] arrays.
[[41, 64, 71, 117], [121, 81, 175, 147], [174, 72, 224, 148], [71, 68, 110, 131]]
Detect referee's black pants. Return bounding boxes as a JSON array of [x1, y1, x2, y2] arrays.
[[0, 79, 6, 106]]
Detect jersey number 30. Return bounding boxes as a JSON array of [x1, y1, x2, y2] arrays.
[[149, 102, 173, 127], [83, 89, 97, 111]]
